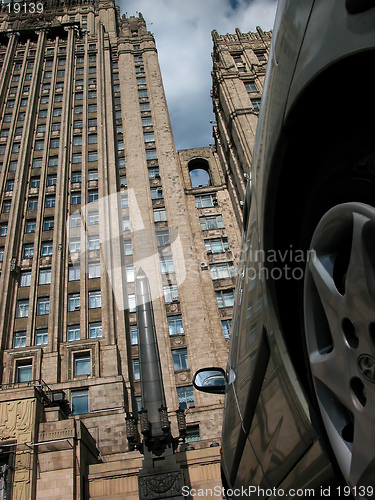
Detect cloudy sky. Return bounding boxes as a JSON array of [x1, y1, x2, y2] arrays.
[[118, 0, 278, 151]]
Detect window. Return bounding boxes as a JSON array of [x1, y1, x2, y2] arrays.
[[74, 105, 83, 115], [41, 241, 53, 256], [45, 196, 55, 208], [88, 150, 98, 162], [150, 187, 163, 200], [36, 328, 48, 345], [88, 191, 98, 203], [72, 153, 82, 166], [130, 325, 138, 345], [37, 297, 50, 315], [88, 261, 100, 279], [68, 265, 80, 281], [88, 211, 99, 225], [168, 315, 184, 336], [88, 169, 98, 181], [69, 238, 80, 253], [75, 92, 83, 101], [251, 98, 261, 111], [12, 143, 21, 153], [89, 321, 102, 338], [142, 116, 153, 127], [138, 89, 148, 98], [88, 235, 100, 251], [118, 158, 126, 169], [16, 361, 32, 383], [30, 177, 40, 188], [70, 212, 81, 228], [210, 262, 236, 280], [199, 215, 225, 230], [67, 324, 80, 341], [195, 194, 217, 208], [16, 299, 29, 318], [160, 256, 174, 274], [245, 81, 258, 93], [140, 102, 151, 112], [0, 223, 7, 237], [88, 134, 97, 144], [23, 244, 34, 258], [20, 271, 31, 287], [256, 52, 266, 62], [50, 138, 59, 149], [40, 95, 49, 104], [6, 180, 14, 191], [4, 114, 12, 123], [88, 90, 97, 99], [204, 237, 230, 254], [221, 319, 232, 339], [126, 265, 135, 283], [185, 425, 201, 443], [73, 121, 83, 133], [128, 294, 136, 313], [88, 104, 97, 113], [117, 140, 124, 151], [89, 290, 101, 309], [153, 208, 167, 223], [53, 108, 62, 117], [215, 290, 235, 308], [71, 171, 81, 183], [57, 69, 65, 77], [137, 77, 146, 85], [124, 240, 132, 255], [37, 124, 46, 134], [43, 218, 54, 231], [88, 118, 97, 128], [89, 66, 97, 74], [148, 167, 160, 179], [9, 160, 18, 171], [74, 353, 90, 377], [25, 220, 36, 234], [68, 293, 80, 312], [156, 230, 170, 247], [39, 268, 51, 285], [135, 66, 145, 73], [2, 200, 11, 213], [47, 174, 57, 186], [71, 389, 88, 414], [73, 135, 82, 146], [0, 246, 4, 262], [146, 148, 158, 160], [71, 192, 81, 205], [133, 359, 140, 381], [163, 284, 179, 303], [120, 176, 127, 187], [13, 331, 26, 348], [172, 348, 189, 372], [177, 386, 195, 410]]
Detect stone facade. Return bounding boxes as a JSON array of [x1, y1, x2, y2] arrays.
[[211, 27, 272, 226], [0, 1, 243, 497]]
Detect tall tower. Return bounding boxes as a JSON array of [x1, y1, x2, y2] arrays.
[[211, 27, 272, 226], [0, 1, 241, 498]]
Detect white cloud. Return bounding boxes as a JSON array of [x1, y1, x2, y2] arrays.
[[118, 0, 278, 150]]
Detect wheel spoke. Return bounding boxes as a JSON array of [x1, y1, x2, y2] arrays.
[[310, 351, 352, 411], [308, 256, 344, 346], [350, 401, 375, 487], [345, 212, 375, 314]]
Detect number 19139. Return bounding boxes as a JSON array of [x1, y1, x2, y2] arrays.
[[7, 2, 43, 14]]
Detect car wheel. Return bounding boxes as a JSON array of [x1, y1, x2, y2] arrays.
[[304, 202, 375, 488]]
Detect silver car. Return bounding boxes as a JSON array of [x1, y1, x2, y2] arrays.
[[194, 0, 375, 496]]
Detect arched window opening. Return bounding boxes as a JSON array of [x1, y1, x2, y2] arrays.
[[188, 159, 211, 188]]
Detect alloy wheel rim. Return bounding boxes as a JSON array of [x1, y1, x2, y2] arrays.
[[304, 202, 375, 487]]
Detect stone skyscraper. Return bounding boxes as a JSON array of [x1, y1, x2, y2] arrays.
[[0, 1, 241, 497], [211, 27, 272, 225]]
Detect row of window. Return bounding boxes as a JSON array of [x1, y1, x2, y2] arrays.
[[15, 290, 102, 318]]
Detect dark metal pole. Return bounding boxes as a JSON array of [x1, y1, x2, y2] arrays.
[[135, 268, 166, 439]]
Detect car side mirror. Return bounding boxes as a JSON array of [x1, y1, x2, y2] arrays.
[[192, 367, 226, 394]]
